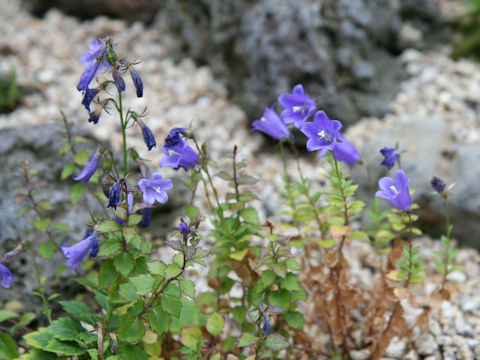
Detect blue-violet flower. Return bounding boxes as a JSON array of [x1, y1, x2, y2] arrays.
[[262, 316, 271, 337], [112, 67, 125, 92], [139, 208, 151, 227], [139, 122, 156, 150], [380, 147, 399, 170], [73, 150, 101, 184], [179, 221, 191, 235], [160, 128, 198, 171], [375, 169, 412, 211], [77, 39, 111, 91], [431, 176, 447, 195], [61, 230, 98, 271], [278, 84, 316, 128], [81, 87, 100, 112], [300, 111, 342, 155], [0, 263, 16, 288], [333, 132, 360, 165], [107, 182, 122, 209], [129, 66, 143, 97], [251, 106, 290, 141], [138, 173, 173, 205]]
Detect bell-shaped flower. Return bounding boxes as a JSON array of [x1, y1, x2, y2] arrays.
[[129, 66, 143, 97], [380, 147, 399, 170], [251, 106, 290, 141], [138, 173, 173, 205], [139, 122, 156, 150], [278, 84, 316, 128], [77, 39, 111, 91], [73, 150, 101, 184], [333, 133, 360, 165], [375, 169, 412, 211], [160, 128, 198, 171], [431, 176, 447, 195], [139, 208, 151, 227], [179, 221, 191, 235], [0, 263, 16, 288], [112, 66, 125, 92], [61, 230, 98, 271], [81, 87, 100, 112], [107, 182, 122, 209], [300, 111, 342, 155]]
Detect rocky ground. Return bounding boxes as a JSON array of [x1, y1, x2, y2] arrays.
[[1, 0, 480, 359]]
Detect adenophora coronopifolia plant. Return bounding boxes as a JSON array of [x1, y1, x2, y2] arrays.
[[5, 39, 460, 359]]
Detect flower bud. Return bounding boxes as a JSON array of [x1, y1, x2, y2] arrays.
[[107, 182, 122, 209]]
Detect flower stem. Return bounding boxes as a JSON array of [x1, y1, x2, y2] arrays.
[[28, 244, 52, 324], [117, 89, 128, 177]]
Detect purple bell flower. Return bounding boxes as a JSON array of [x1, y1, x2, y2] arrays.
[[81, 87, 100, 112], [73, 150, 101, 184], [0, 263, 16, 288], [112, 67, 125, 92], [262, 316, 271, 337], [107, 182, 122, 209], [139, 208, 151, 227], [139, 122, 156, 150], [375, 169, 412, 211], [431, 176, 447, 195], [179, 221, 191, 235], [278, 84, 317, 128], [77, 39, 111, 91], [138, 173, 173, 205], [61, 230, 98, 271], [160, 128, 198, 171], [251, 106, 290, 141], [129, 66, 143, 98], [333, 132, 360, 165], [380, 147, 399, 170], [300, 111, 342, 155]]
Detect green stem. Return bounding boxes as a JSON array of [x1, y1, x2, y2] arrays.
[[28, 244, 52, 323], [117, 89, 128, 177]]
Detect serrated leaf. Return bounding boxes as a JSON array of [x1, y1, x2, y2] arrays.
[[284, 311, 304, 329], [72, 150, 89, 166], [349, 230, 369, 242], [97, 238, 122, 257], [119, 282, 139, 301], [130, 274, 155, 295], [272, 262, 287, 278], [179, 279, 195, 299], [49, 318, 86, 341], [24, 327, 55, 348], [118, 316, 145, 344], [34, 218, 51, 232], [165, 263, 182, 279], [186, 205, 200, 220], [206, 313, 224, 337], [59, 301, 95, 324], [238, 333, 259, 347], [181, 326, 202, 348], [148, 308, 169, 335], [128, 214, 143, 226], [99, 259, 118, 288], [239, 208, 259, 224], [162, 293, 183, 317], [114, 252, 135, 277], [38, 241, 55, 259], [230, 248, 248, 261], [61, 164, 77, 180], [95, 221, 121, 233], [318, 238, 335, 248]]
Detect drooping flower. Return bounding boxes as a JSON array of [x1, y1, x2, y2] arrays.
[[112, 67, 125, 92], [129, 66, 143, 97], [73, 150, 101, 184], [431, 176, 447, 195], [179, 221, 191, 235], [0, 263, 16, 288], [77, 39, 112, 91], [278, 84, 317, 128], [138, 173, 173, 205], [107, 182, 122, 209], [380, 147, 399, 170], [139, 208, 151, 227], [160, 128, 198, 171], [375, 169, 412, 211], [139, 122, 156, 150], [333, 132, 360, 165], [262, 316, 271, 337], [251, 106, 290, 141], [81, 87, 100, 112], [88, 105, 104, 124], [300, 111, 342, 155], [61, 230, 98, 271]]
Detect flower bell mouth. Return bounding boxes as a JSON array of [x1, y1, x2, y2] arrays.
[[292, 105, 306, 114], [390, 185, 399, 195], [318, 130, 333, 144]]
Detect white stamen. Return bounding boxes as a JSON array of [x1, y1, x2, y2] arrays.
[[390, 185, 399, 195], [155, 186, 162, 194], [261, 116, 266, 122], [318, 130, 326, 138]]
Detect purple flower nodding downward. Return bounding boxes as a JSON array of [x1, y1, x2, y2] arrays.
[[73, 150, 101, 184], [112, 67, 125, 92], [179, 222, 191, 235], [139, 208, 151, 227], [139, 122, 156, 150], [251, 106, 290, 141], [61, 230, 98, 271], [160, 128, 198, 171], [81, 87, 100, 112], [278, 84, 317, 128], [380, 147, 399, 170], [0, 263, 16, 288], [107, 182, 122, 209], [138, 173, 173, 205], [333, 132, 360, 165], [431, 176, 447, 195], [375, 169, 412, 211], [88, 106, 104, 124], [77, 39, 111, 91], [129, 66, 143, 98], [262, 316, 271, 337], [300, 111, 342, 155]]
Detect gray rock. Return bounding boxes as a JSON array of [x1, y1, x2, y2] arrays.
[[155, 0, 443, 124], [350, 115, 480, 248]]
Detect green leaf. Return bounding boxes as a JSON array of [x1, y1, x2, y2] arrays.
[[72, 150, 89, 166], [17, 206, 32, 217], [148, 261, 166, 275], [231, 306, 247, 325], [259, 269, 276, 288], [119, 282, 139, 301], [118, 316, 145, 343], [38, 241, 55, 259], [52, 223, 73, 232], [148, 308, 169, 335], [206, 313, 224, 337], [317, 238, 335, 248], [59, 301, 95, 324], [238, 333, 259, 347], [180, 326, 202, 348], [285, 258, 301, 270], [0, 333, 18, 359], [130, 274, 155, 296], [265, 333, 289, 351], [162, 293, 183, 318], [114, 252, 135, 277], [23, 327, 55, 348], [99, 259, 119, 288], [19, 349, 57, 359], [70, 183, 85, 205], [272, 262, 287, 278], [37, 200, 53, 211], [179, 279, 196, 299], [0, 310, 18, 322], [280, 273, 301, 291], [44, 339, 85, 355], [165, 263, 182, 279], [284, 311, 304, 329], [186, 205, 200, 220], [95, 220, 122, 233], [239, 208, 259, 224], [229, 248, 248, 261], [98, 238, 122, 257], [61, 164, 77, 180], [34, 218, 51, 232], [349, 230, 369, 242], [128, 214, 143, 226], [49, 318, 86, 341]]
